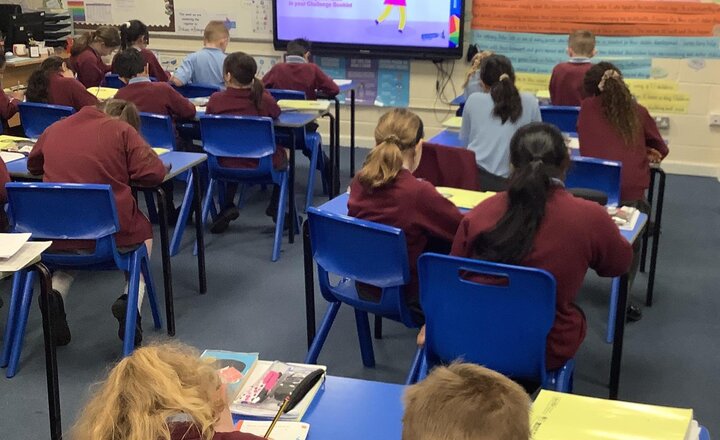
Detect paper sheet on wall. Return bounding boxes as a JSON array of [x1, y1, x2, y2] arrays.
[[171, 0, 272, 39]]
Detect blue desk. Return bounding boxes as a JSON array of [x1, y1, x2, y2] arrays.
[[428, 129, 464, 148], [305, 192, 648, 400], [6, 151, 208, 337], [451, 94, 466, 106]]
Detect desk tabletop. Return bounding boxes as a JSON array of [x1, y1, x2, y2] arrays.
[[193, 110, 322, 128], [451, 94, 466, 106], [428, 129, 464, 148]]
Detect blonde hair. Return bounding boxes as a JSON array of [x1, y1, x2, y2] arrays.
[[463, 50, 494, 88], [71, 344, 224, 440], [204, 21, 230, 43], [402, 363, 531, 440], [568, 30, 596, 57], [357, 108, 424, 189], [71, 26, 121, 56], [98, 99, 141, 131]]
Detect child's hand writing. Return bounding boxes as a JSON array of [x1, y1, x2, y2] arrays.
[[647, 148, 663, 164]]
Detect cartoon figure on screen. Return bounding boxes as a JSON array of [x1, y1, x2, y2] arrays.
[[376, 0, 407, 33]]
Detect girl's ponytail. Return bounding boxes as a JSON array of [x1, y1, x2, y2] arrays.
[[71, 30, 95, 56], [357, 139, 405, 189], [480, 54, 522, 124], [119, 20, 149, 51], [250, 77, 265, 111]]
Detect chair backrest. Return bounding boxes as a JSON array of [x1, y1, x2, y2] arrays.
[[268, 89, 306, 101], [540, 105, 580, 134], [199, 115, 276, 159], [173, 83, 222, 98], [140, 112, 176, 150], [18, 102, 75, 139], [418, 253, 557, 383], [307, 207, 415, 326], [103, 74, 125, 89], [6, 183, 120, 240], [565, 156, 622, 207]]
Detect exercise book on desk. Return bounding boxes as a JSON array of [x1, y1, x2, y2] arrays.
[[1, 152, 24, 163], [201, 350, 259, 402], [277, 99, 331, 112], [0, 241, 52, 273], [436, 187, 495, 210], [334, 79, 352, 87], [442, 116, 462, 130], [87, 87, 118, 101], [530, 390, 696, 440], [235, 420, 309, 440]]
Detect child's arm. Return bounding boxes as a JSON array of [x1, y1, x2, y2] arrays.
[[639, 105, 668, 159], [27, 134, 47, 175], [167, 85, 197, 120], [125, 129, 167, 186], [314, 65, 340, 97], [170, 54, 195, 86], [0, 161, 10, 206]]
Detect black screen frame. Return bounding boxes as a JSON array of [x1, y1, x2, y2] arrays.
[[272, 0, 466, 60]]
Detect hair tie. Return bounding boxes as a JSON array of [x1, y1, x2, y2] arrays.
[[123, 21, 131, 28], [598, 69, 621, 91], [499, 73, 510, 82], [383, 135, 402, 147]]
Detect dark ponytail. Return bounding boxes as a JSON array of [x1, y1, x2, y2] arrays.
[[472, 123, 570, 264], [71, 26, 121, 56], [223, 52, 264, 110], [119, 20, 149, 50], [480, 54, 522, 124], [26, 56, 66, 103]]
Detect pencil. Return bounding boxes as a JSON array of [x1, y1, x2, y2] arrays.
[[263, 396, 291, 438]]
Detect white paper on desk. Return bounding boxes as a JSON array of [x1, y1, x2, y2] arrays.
[[0, 152, 24, 163], [567, 137, 579, 149], [0, 233, 32, 259], [236, 421, 309, 440], [687, 420, 700, 440], [617, 209, 640, 231], [0, 241, 52, 272], [334, 79, 352, 86]]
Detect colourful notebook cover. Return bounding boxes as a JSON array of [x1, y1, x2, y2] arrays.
[[531, 390, 693, 440], [435, 187, 496, 210], [201, 350, 259, 402]]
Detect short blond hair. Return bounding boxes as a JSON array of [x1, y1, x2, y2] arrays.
[[204, 20, 229, 43], [568, 30, 596, 57], [403, 363, 531, 440]]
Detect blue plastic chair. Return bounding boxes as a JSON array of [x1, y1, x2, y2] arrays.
[[268, 89, 329, 211], [565, 156, 623, 343], [1, 183, 162, 377], [18, 102, 75, 139], [173, 83, 222, 98], [198, 115, 294, 261], [408, 253, 574, 391], [139, 112, 177, 151], [540, 105, 580, 135], [304, 207, 419, 368], [103, 74, 125, 89]]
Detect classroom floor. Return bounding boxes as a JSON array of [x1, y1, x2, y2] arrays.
[[1, 147, 719, 438]]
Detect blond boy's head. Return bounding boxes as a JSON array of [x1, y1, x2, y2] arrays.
[[204, 21, 230, 51], [402, 363, 530, 440], [568, 30, 596, 58]]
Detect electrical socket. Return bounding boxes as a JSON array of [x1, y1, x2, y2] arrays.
[[709, 114, 720, 127], [654, 116, 670, 129]]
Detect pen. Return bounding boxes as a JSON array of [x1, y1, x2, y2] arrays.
[[263, 396, 290, 439]]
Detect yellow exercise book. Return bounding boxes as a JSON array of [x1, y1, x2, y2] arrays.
[[152, 148, 170, 156], [0, 135, 31, 150], [435, 187, 495, 210], [87, 86, 118, 100], [536, 90, 551, 100], [530, 390, 694, 440], [442, 116, 462, 130], [277, 99, 331, 112]]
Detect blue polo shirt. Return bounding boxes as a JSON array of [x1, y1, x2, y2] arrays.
[[173, 47, 226, 87]]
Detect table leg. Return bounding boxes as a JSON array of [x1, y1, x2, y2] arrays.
[[610, 272, 629, 400], [288, 130, 297, 243], [646, 168, 666, 307], [350, 89, 356, 177], [155, 187, 175, 336], [303, 219, 316, 349], [169, 171, 195, 257], [328, 114, 336, 201], [36, 262, 61, 440], [192, 167, 207, 295], [640, 169, 657, 272]]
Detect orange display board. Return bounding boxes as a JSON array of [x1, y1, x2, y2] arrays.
[[472, 0, 720, 36]]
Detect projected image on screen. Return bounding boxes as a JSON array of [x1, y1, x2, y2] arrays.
[[275, 0, 462, 50]]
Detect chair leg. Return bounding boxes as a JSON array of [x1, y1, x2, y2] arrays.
[[374, 315, 383, 339], [305, 141, 320, 212], [354, 310, 376, 368], [194, 179, 217, 257], [1, 271, 27, 368], [405, 347, 424, 385], [273, 176, 289, 262], [305, 301, 341, 364], [123, 254, 142, 356], [606, 277, 620, 344], [140, 256, 162, 330], [7, 271, 37, 378]]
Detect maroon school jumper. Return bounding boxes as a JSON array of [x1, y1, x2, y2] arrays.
[[263, 57, 339, 100], [0, 89, 19, 121], [115, 79, 196, 120], [27, 106, 166, 248], [69, 47, 111, 88], [0, 160, 9, 231], [578, 96, 668, 202], [44, 73, 99, 111], [348, 169, 464, 302], [451, 188, 633, 369], [111, 48, 170, 82], [549, 61, 593, 106], [170, 423, 263, 440], [205, 88, 286, 169]]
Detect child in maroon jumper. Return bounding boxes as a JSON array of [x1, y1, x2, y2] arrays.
[[69, 26, 121, 88], [0, 52, 24, 124], [25, 56, 99, 111], [205, 52, 288, 234], [549, 30, 596, 106], [348, 109, 463, 323], [451, 123, 632, 375], [113, 19, 170, 82]]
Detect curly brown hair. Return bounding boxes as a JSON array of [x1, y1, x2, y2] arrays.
[[583, 62, 641, 147]]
